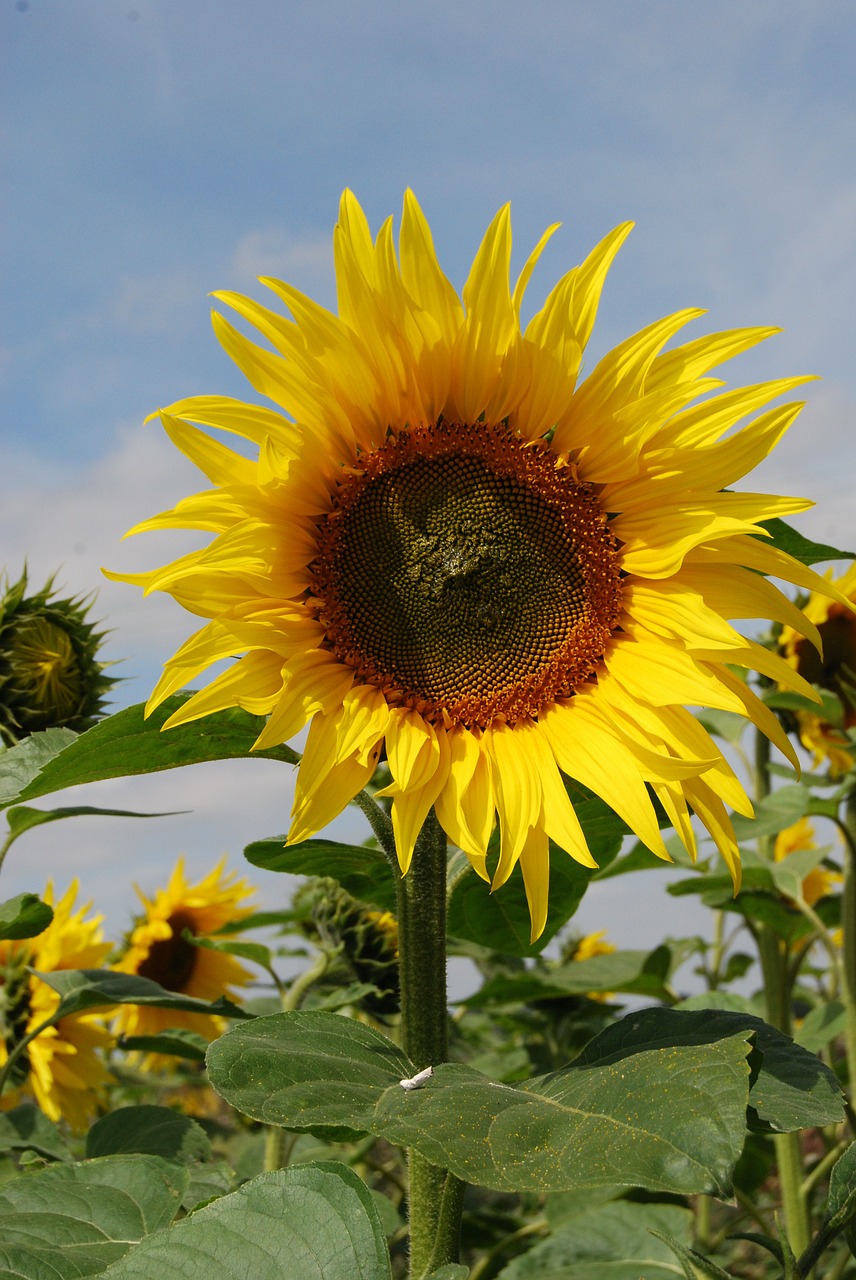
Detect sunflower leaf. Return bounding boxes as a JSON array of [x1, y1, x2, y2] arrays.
[[245, 837, 396, 911], [0, 726, 77, 806], [793, 1002, 847, 1053], [729, 784, 810, 842], [98, 1163, 392, 1280], [5, 803, 183, 836], [117, 1029, 210, 1061], [570, 1007, 844, 1133], [206, 1010, 753, 1196], [187, 931, 276, 971], [821, 1141, 856, 1235], [31, 967, 255, 1020], [0, 892, 53, 941], [0, 1153, 188, 1275], [462, 947, 674, 1005], [0, 696, 299, 811], [86, 1106, 212, 1165], [647, 1231, 735, 1280], [756, 519, 856, 565], [494, 1201, 693, 1279], [448, 791, 627, 957], [0, 1103, 73, 1162]]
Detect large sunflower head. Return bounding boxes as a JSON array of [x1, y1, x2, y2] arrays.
[[109, 191, 846, 940], [114, 857, 256, 1044], [0, 568, 116, 746], [780, 562, 856, 777], [0, 882, 113, 1130]]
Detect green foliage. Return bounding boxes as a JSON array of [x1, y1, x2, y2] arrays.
[[3, 630, 856, 1277], [99, 1163, 393, 1280], [207, 1009, 754, 1196], [246, 837, 396, 910], [0, 1103, 73, 1162], [0, 696, 299, 813], [86, 1106, 213, 1164], [0, 1154, 188, 1277], [495, 1201, 693, 1278], [0, 892, 52, 940], [756, 518, 856, 565], [33, 967, 255, 1021]]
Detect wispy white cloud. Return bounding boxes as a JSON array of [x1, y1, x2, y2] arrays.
[[230, 229, 335, 299]]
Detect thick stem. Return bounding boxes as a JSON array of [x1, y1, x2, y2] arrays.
[[395, 810, 465, 1279], [753, 727, 811, 1260], [840, 790, 856, 1103]]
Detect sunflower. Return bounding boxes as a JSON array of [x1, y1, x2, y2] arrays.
[[0, 882, 112, 1129], [780, 562, 856, 777], [773, 816, 842, 907], [108, 191, 845, 941], [114, 857, 255, 1044]]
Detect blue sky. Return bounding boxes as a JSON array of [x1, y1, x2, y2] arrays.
[[2, 2, 855, 969]]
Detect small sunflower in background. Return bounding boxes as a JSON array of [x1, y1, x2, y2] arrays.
[[780, 563, 856, 777], [773, 816, 842, 909], [0, 568, 116, 747], [570, 929, 616, 964], [114, 858, 256, 1047], [110, 190, 846, 940], [0, 882, 113, 1130]]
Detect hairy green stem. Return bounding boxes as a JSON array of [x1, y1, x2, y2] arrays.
[[395, 810, 465, 1279], [352, 787, 398, 867], [840, 789, 856, 1105], [754, 727, 812, 1260]]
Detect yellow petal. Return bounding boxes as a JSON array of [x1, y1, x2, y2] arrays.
[[518, 826, 551, 943]]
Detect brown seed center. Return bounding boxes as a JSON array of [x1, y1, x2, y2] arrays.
[[311, 422, 623, 727], [137, 910, 199, 992]]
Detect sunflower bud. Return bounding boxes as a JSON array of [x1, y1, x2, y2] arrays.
[[297, 878, 400, 1019], [0, 569, 116, 746]]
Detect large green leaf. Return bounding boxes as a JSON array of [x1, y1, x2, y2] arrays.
[[207, 1010, 752, 1196], [0, 892, 52, 941], [86, 1106, 212, 1164], [756, 519, 856, 565], [0, 696, 299, 811], [495, 1200, 693, 1279], [0, 1154, 187, 1278], [34, 968, 253, 1021], [245, 838, 396, 910], [572, 1007, 844, 1133], [100, 1163, 392, 1280]]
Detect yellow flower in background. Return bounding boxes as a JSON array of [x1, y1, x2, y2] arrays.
[[114, 858, 255, 1045], [109, 190, 842, 940], [773, 816, 842, 907], [571, 930, 617, 963], [780, 562, 856, 777], [0, 882, 112, 1130]]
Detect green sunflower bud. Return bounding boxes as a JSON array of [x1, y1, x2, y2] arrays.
[[0, 568, 117, 746], [296, 877, 400, 1019]]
